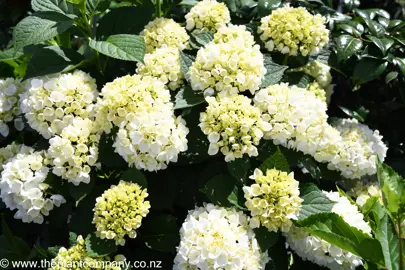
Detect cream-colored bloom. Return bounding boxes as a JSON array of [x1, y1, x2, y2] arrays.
[[185, 0, 230, 33], [243, 168, 303, 232], [174, 203, 269, 270], [200, 95, 271, 162], [0, 142, 31, 171], [285, 191, 371, 270], [0, 147, 65, 224], [141, 18, 189, 53], [258, 6, 329, 56], [213, 24, 255, 48], [92, 181, 150, 246], [137, 46, 184, 90], [189, 41, 266, 96], [302, 61, 334, 103], [20, 70, 98, 139], [48, 117, 100, 185], [0, 78, 26, 136], [347, 180, 382, 207]]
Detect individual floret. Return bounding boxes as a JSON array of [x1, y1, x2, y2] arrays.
[[199, 95, 271, 162], [48, 117, 100, 185], [141, 18, 189, 53], [136, 47, 184, 91], [213, 24, 255, 48], [0, 147, 66, 224], [92, 181, 150, 246], [258, 6, 329, 56], [185, 0, 231, 33], [173, 203, 269, 269], [0, 78, 26, 136], [243, 168, 303, 232], [189, 41, 266, 96], [285, 191, 371, 270], [20, 70, 98, 139]]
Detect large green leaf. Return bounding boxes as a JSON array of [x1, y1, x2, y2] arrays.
[[190, 32, 214, 49], [31, 0, 73, 14], [1, 217, 33, 261], [261, 55, 288, 88], [253, 227, 279, 252], [296, 213, 385, 266], [394, 58, 405, 77], [364, 18, 385, 37], [98, 132, 128, 170], [297, 183, 335, 220], [85, 233, 117, 257], [121, 167, 148, 188], [259, 147, 289, 173], [179, 51, 195, 82], [142, 214, 180, 253], [0, 48, 23, 62], [89, 34, 146, 62], [367, 36, 394, 55], [258, 0, 281, 16], [227, 155, 250, 182], [23, 45, 84, 79], [13, 12, 76, 50], [86, 0, 110, 15], [174, 85, 205, 110], [353, 58, 388, 84], [375, 214, 400, 270], [68, 178, 95, 206], [335, 35, 363, 62]]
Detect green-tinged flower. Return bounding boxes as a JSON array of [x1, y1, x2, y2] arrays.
[[301, 61, 334, 103], [92, 181, 151, 246], [243, 168, 303, 232], [306, 82, 327, 103], [141, 18, 189, 53], [213, 24, 255, 47], [185, 0, 230, 33], [199, 95, 271, 162], [347, 181, 383, 207], [258, 6, 329, 56], [0, 78, 26, 136]]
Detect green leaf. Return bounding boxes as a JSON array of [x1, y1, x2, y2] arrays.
[[13, 12, 76, 50], [23, 45, 84, 79], [377, 161, 405, 221], [179, 51, 195, 83], [98, 132, 127, 169], [385, 71, 398, 83], [296, 213, 385, 265], [1, 217, 32, 260], [336, 23, 364, 36], [282, 72, 312, 88], [68, 179, 95, 206], [174, 85, 205, 110], [190, 32, 214, 48], [298, 157, 321, 180], [201, 174, 238, 206], [96, 3, 154, 38], [353, 58, 388, 84], [375, 214, 400, 270], [253, 227, 279, 252], [227, 155, 250, 182], [259, 147, 289, 173], [258, 0, 281, 16], [0, 48, 23, 62], [367, 36, 394, 55], [89, 34, 145, 62], [179, 0, 198, 5], [69, 232, 78, 246], [86, 0, 110, 15], [297, 183, 335, 220], [393, 58, 405, 77], [85, 233, 117, 257], [338, 105, 365, 122], [31, 0, 73, 14], [142, 214, 179, 253], [261, 55, 288, 88], [364, 19, 385, 37], [121, 167, 148, 188], [335, 35, 363, 62]]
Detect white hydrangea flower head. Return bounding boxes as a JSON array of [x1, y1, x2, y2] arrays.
[[173, 203, 269, 270], [0, 142, 31, 171], [253, 83, 329, 155], [213, 24, 255, 48], [312, 124, 343, 164], [48, 117, 100, 185], [94, 75, 170, 133], [347, 181, 382, 207], [141, 18, 190, 53], [20, 70, 98, 139], [185, 0, 231, 33], [285, 191, 371, 270], [114, 111, 189, 172], [306, 82, 327, 103], [189, 41, 266, 96], [303, 60, 332, 88], [328, 118, 388, 179], [200, 95, 272, 162], [0, 147, 66, 224], [0, 78, 26, 136], [136, 46, 185, 91], [243, 168, 303, 232], [258, 6, 329, 56]]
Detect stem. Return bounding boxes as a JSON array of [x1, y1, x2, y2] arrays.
[[156, 0, 162, 18], [399, 219, 404, 270], [282, 54, 289, 65]]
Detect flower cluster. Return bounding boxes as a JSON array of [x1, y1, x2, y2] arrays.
[[20, 70, 98, 139], [173, 204, 269, 269], [243, 168, 303, 232], [94, 75, 170, 133], [0, 78, 26, 137], [213, 24, 255, 48], [92, 181, 151, 246], [137, 47, 184, 91], [0, 142, 31, 171], [141, 18, 189, 53], [329, 118, 388, 179], [347, 180, 382, 207], [258, 6, 329, 56], [200, 95, 271, 162], [50, 235, 124, 270], [185, 0, 231, 33], [0, 147, 65, 224], [189, 41, 266, 96], [302, 61, 334, 103], [285, 191, 371, 270], [48, 117, 100, 185]]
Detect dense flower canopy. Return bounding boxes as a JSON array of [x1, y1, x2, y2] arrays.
[[0, 78, 25, 136]]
